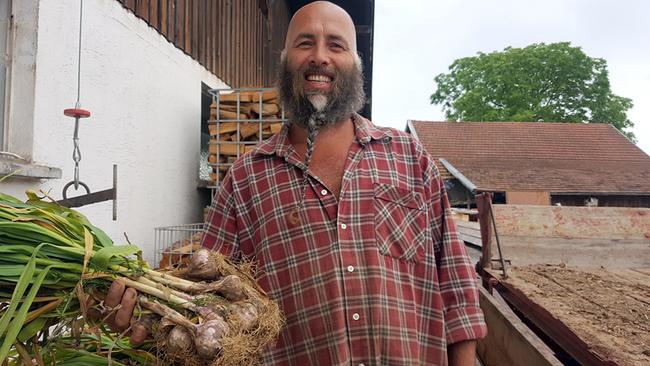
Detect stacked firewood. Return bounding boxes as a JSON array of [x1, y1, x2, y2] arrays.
[[208, 89, 284, 184], [158, 231, 204, 269]]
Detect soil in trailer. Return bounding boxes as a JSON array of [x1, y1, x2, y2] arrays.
[[504, 265, 650, 366]]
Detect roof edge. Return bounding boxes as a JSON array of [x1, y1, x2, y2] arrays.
[[439, 158, 477, 193], [406, 120, 418, 138], [606, 123, 650, 158]]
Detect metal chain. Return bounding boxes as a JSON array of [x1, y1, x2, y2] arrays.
[[72, 118, 81, 189]]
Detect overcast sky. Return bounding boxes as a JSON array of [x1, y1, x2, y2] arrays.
[[371, 0, 650, 155]]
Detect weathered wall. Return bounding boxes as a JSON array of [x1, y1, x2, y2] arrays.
[[506, 191, 551, 205], [486, 205, 650, 268], [1, 0, 226, 263]]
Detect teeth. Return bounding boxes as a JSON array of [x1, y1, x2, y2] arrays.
[[306, 74, 331, 82]]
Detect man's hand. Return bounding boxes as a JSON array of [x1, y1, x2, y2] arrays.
[[104, 280, 137, 331], [448, 339, 477, 366], [92, 280, 151, 346]]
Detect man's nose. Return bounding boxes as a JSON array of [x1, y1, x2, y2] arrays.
[[308, 44, 330, 66]]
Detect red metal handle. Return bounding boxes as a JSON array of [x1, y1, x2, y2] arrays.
[[63, 108, 91, 118]]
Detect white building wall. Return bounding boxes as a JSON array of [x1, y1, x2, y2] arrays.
[[1, 0, 226, 263]]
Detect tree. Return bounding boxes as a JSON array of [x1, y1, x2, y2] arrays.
[[430, 42, 635, 141]]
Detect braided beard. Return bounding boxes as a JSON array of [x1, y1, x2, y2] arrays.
[[277, 57, 365, 131], [278, 56, 365, 218]]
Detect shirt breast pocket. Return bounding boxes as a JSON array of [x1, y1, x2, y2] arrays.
[[373, 183, 428, 263]]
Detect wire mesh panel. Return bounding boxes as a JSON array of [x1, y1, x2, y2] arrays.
[[207, 87, 287, 188], [154, 223, 205, 269]]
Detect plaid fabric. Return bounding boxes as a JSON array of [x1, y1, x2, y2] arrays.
[[202, 115, 487, 365]]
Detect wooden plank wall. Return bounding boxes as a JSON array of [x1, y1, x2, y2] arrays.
[[116, 0, 290, 88]]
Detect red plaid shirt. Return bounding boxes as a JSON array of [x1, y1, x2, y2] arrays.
[[202, 115, 487, 365]]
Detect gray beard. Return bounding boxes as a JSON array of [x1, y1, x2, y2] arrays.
[[277, 58, 366, 131]]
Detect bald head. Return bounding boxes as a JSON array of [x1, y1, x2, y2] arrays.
[[277, 1, 365, 129], [284, 1, 357, 54]]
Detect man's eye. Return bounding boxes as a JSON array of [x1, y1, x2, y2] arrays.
[[330, 43, 344, 49], [298, 41, 313, 48]]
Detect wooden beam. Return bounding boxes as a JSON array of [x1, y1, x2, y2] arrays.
[[136, 0, 149, 23], [159, 0, 167, 36], [149, 0, 159, 28], [176, 0, 184, 46], [207, 0, 213, 72], [476, 193, 493, 270], [211, 0, 218, 75], [191, 0, 198, 60], [477, 287, 562, 366], [167, 0, 175, 42], [197, 0, 203, 65], [184, 0, 191, 53], [355, 25, 371, 34]]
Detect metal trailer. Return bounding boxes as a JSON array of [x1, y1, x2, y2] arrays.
[[465, 193, 650, 366]]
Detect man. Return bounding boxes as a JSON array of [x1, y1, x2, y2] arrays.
[[203, 2, 486, 364], [108, 2, 486, 364]]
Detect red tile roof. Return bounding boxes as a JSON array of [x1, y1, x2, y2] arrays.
[[408, 121, 650, 193]]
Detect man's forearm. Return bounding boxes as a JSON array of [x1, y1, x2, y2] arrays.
[[448, 339, 477, 366]]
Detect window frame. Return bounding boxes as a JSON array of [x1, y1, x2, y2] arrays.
[[0, 0, 60, 179]]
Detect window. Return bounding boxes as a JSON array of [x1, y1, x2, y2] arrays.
[[0, 1, 59, 179]]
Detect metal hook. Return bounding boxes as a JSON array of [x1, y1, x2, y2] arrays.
[[62, 180, 90, 199]]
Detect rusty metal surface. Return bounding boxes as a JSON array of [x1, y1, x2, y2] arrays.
[[57, 188, 115, 209], [57, 165, 117, 221], [476, 192, 493, 270]]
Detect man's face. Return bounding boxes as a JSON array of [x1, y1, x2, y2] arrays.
[[278, 2, 364, 128], [284, 3, 357, 104]]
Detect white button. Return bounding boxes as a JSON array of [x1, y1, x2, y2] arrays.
[[359, 364, 366, 366], [347, 265, 355, 272], [352, 313, 360, 321], [340, 223, 347, 230], [321, 189, 328, 196]]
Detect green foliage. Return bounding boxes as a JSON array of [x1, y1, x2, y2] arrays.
[[0, 191, 146, 364], [430, 42, 635, 141]]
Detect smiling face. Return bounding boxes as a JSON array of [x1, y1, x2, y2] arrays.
[[278, 1, 365, 128], [285, 2, 357, 98]]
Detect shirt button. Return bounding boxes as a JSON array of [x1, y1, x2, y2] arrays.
[[359, 364, 366, 366], [347, 265, 355, 272], [340, 223, 347, 230], [352, 313, 360, 321], [320, 189, 328, 196]]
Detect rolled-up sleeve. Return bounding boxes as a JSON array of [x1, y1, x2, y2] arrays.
[[424, 153, 488, 344]]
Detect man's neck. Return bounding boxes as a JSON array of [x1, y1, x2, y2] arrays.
[[287, 116, 356, 198]]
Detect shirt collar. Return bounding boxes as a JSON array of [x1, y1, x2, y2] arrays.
[[253, 113, 392, 158], [253, 122, 291, 158], [352, 113, 392, 145]]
